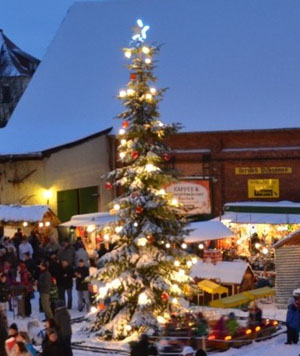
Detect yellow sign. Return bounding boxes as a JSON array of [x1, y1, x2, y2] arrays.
[[248, 179, 279, 198], [235, 167, 292, 175]]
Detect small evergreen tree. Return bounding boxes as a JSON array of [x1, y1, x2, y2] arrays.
[[91, 20, 195, 340]]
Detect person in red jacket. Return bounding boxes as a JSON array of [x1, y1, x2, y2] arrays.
[[19, 263, 33, 317]]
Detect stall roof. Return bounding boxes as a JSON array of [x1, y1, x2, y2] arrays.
[[0, 204, 51, 222], [273, 229, 300, 248], [60, 212, 117, 227], [185, 220, 234, 243], [198, 279, 228, 295], [190, 260, 251, 285], [223, 201, 300, 224]]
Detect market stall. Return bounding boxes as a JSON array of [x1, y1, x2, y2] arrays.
[[59, 212, 118, 254], [0, 204, 59, 240], [221, 201, 300, 267]]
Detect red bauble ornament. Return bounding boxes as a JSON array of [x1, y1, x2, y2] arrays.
[[105, 182, 113, 190], [122, 120, 129, 129], [147, 235, 154, 243], [130, 73, 137, 81], [131, 150, 139, 159], [136, 206, 144, 214], [163, 153, 171, 161], [161, 292, 169, 301]]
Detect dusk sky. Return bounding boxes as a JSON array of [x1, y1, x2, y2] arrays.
[[1, 0, 300, 153]]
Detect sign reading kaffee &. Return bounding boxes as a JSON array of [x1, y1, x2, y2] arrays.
[[166, 180, 211, 215]]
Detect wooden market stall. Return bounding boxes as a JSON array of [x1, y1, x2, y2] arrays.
[[274, 230, 300, 308], [0, 204, 59, 240]]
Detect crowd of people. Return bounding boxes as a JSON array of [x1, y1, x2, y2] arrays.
[[0, 228, 93, 356]]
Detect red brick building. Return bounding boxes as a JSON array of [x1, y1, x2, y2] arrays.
[[164, 128, 300, 218]]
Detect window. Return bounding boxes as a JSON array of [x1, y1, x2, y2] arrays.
[[1, 85, 11, 103], [57, 186, 99, 222]]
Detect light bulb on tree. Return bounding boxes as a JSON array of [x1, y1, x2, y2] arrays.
[[145, 58, 151, 64], [158, 189, 166, 195], [145, 93, 152, 101], [165, 243, 171, 248], [174, 260, 180, 267], [138, 292, 150, 305], [187, 261, 192, 268], [150, 87, 156, 94], [125, 50, 132, 58], [172, 298, 178, 305], [137, 238, 147, 247], [115, 226, 122, 233], [119, 128, 125, 135], [119, 152, 126, 159], [121, 139, 127, 146], [113, 204, 120, 211], [181, 243, 187, 249], [198, 243, 204, 250], [170, 198, 178, 206], [133, 222, 138, 227], [127, 88, 135, 96], [142, 46, 150, 54], [145, 163, 156, 172], [119, 90, 126, 98], [125, 325, 132, 331], [192, 257, 198, 264]]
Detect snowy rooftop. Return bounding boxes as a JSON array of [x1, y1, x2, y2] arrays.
[[185, 220, 234, 243], [60, 211, 117, 227], [0, 0, 299, 154], [0, 204, 51, 222], [190, 260, 251, 284], [0, 29, 39, 77]]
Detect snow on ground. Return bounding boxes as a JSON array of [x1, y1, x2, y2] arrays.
[[6, 290, 290, 356]]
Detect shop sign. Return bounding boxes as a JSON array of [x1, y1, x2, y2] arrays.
[[166, 180, 211, 215], [235, 167, 292, 175], [248, 179, 279, 198]]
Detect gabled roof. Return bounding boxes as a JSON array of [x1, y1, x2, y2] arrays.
[[0, 204, 51, 222], [0, 30, 40, 77]]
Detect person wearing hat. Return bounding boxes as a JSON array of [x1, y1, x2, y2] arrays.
[[182, 346, 195, 356], [55, 300, 72, 356], [41, 329, 65, 356], [37, 262, 53, 320]]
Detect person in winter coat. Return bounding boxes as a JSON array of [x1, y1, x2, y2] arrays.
[[57, 260, 73, 309], [74, 259, 90, 311], [44, 238, 60, 259], [55, 300, 72, 356], [41, 329, 65, 356], [12, 228, 23, 255], [18, 238, 34, 262], [286, 303, 300, 344], [37, 262, 53, 320], [48, 254, 60, 281], [19, 263, 33, 317], [0, 272, 10, 316], [0, 308, 8, 356], [24, 252, 37, 281], [248, 301, 262, 326], [74, 242, 90, 267], [130, 334, 158, 356], [57, 239, 75, 266]]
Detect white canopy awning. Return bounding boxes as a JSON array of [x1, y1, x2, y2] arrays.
[[184, 220, 235, 243], [222, 211, 300, 224], [59, 212, 117, 227]]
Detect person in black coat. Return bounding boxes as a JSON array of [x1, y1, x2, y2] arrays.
[[48, 254, 60, 280], [130, 334, 158, 356], [74, 259, 90, 312], [38, 262, 53, 320], [42, 329, 65, 356], [55, 300, 72, 356], [57, 260, 74, 309], [0, 273, 10, 316]]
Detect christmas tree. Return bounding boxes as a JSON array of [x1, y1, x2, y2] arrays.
[[91, 19, 196, 340]]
